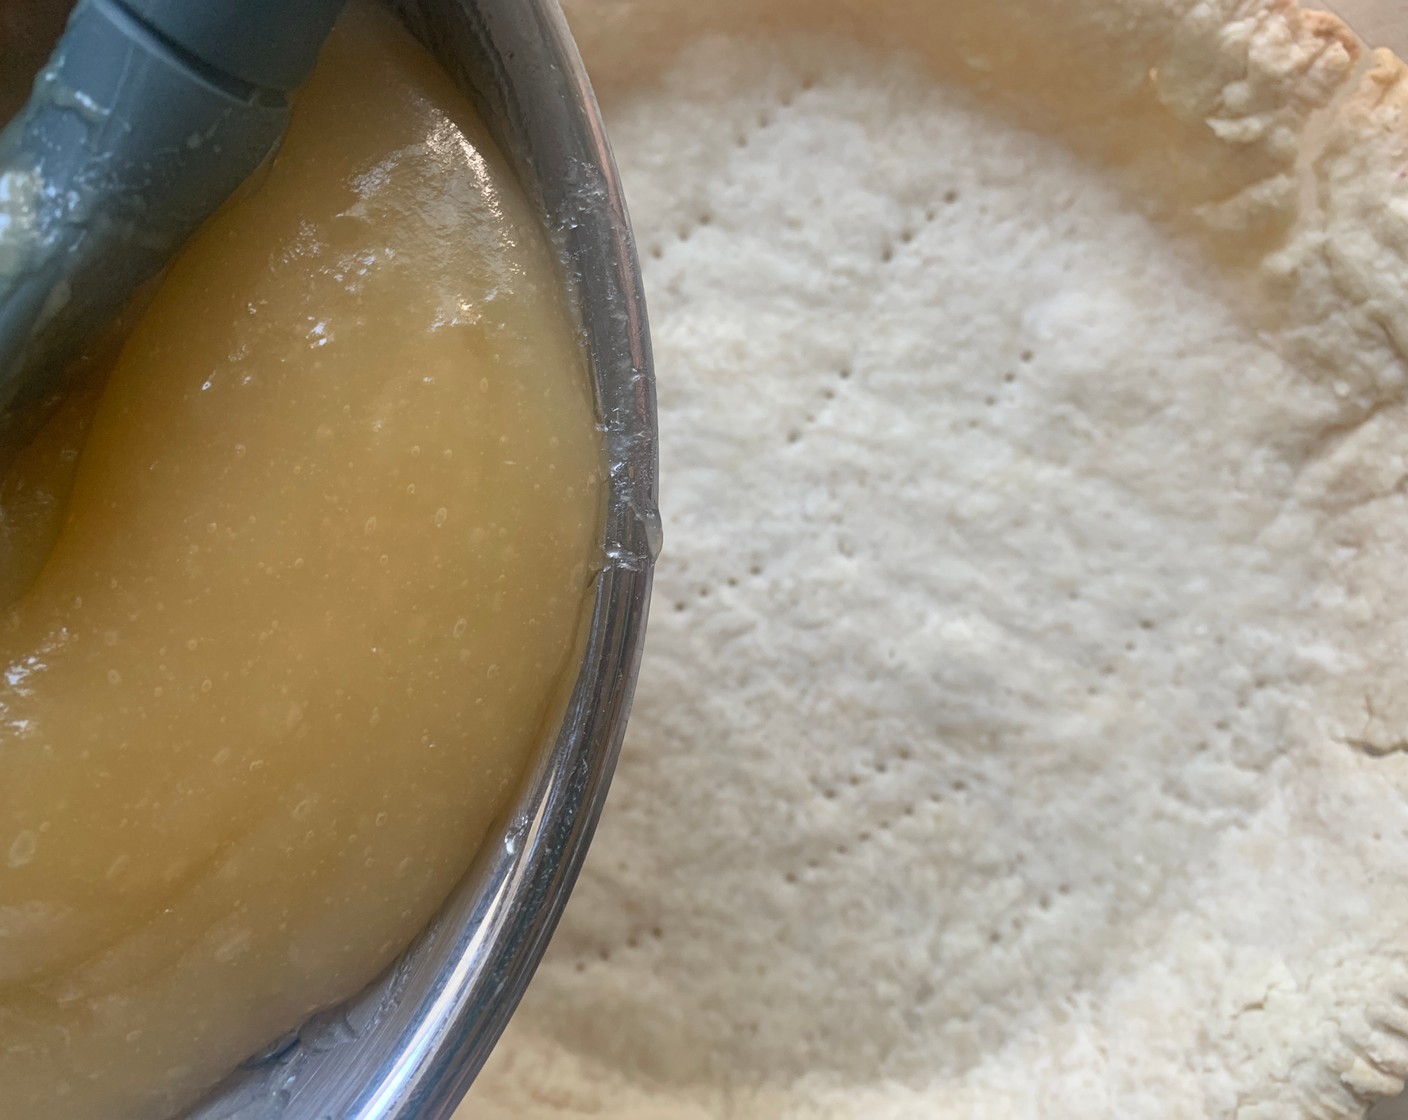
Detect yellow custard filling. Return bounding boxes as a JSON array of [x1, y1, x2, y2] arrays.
[[0, 5, 601, 1117]]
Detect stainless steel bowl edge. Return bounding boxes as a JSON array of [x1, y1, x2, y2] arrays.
[[184, 0, 657, 1116]]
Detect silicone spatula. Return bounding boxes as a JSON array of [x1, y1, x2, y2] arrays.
[[0, 0, 344, 425]]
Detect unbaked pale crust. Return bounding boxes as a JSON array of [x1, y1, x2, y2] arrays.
[[467, 2, 1408, 1118]]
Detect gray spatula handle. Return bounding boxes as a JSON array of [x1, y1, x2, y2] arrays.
[[0, 0, 343, 425]]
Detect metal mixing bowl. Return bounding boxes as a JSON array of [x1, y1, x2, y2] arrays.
[[184, 1, 657, 1116]]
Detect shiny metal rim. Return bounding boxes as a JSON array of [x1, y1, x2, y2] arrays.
[[186, 0, 656, 1116]]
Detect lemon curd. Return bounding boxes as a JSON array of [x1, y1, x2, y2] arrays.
[[0, 5, 601, 1118]]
